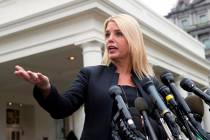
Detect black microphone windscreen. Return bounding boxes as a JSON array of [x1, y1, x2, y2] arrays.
[[129, 107, 142, 130], [108, 85, 122, 97], [160, 70, 174, 84], [185, 95, 204, 117], [180, 78, 195, 92], [158, 85, 170, 97], [134, 97, 149, 112]]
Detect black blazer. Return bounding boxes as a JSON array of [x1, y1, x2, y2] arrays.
[[33, 64, 165, 140]]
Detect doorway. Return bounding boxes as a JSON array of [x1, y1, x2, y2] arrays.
[[6, 102, 34, 140]]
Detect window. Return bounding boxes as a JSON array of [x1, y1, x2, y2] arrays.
[[6, 109, 20, 125], [181, 19, 189, 28], [203, 39, 210, 48], [199, 15, 208, 23]]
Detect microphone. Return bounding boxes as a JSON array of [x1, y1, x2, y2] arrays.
[[135, 97, 157, 140], [109, 85, 136, 129], [140, 78, 170, 116], [185, 95, 204, 123], [158, 85, 178, 111], [159, 85, 197, 140], [160, 71, 210, 140], [140, 77, 182, 139], [160, 71, 191, 115], [109, 85, 147, 140], [204, 89, 210, 111], [204, 88, 210, 96], [180, 78, 210, 106]]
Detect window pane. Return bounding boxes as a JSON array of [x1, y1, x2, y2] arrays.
[[6, 109, 20, 125], [199, 15, 208, 23], [181, 19, 189, 27], [203, 39, 210, 48]]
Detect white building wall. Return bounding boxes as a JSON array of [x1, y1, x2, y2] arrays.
[[0, 0, 209, 139], [0, 0, 74, 25]]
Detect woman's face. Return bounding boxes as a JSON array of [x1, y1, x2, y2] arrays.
[[105, 21, 130, 62]]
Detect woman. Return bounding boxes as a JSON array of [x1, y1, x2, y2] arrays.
[[14, 14, 166, 140]]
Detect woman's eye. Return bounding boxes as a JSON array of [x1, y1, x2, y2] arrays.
[[105, 32, 110, 38], [115, 31, 123, 37]]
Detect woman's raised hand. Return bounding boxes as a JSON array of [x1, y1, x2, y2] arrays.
[[14, 65, 51, 91]]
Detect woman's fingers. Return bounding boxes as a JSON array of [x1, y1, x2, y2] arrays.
[[14, 65, 24, 71], [14, 65, 40, 84], [14, 65, 51, 97], [37, 72, 49, 82], [27, 71, 39, 83], [14, 65, 31, 80], [26, 71, 50, 90], [37, 72, 50, 89], [14, 65, 50, 90]]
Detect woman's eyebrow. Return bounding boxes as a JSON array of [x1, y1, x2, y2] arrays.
[[105, 29, 121, 32]]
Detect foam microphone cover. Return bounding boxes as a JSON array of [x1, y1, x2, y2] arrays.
[[135, 97, 149, 112], [134, 97, 148, 130], [184, 95, 204, 117], [129, 107, 141, 128]]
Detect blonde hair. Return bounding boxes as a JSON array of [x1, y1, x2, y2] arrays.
[[102, 14, 154, 78]]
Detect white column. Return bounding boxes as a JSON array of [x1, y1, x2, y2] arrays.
[[174, 16, 178, 25], [192, 12, 197, 25], [81, 41, 103, 67], [208, 9, 210, 20], [72, 41, 103, 139], [189, 14, 193, 26]]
